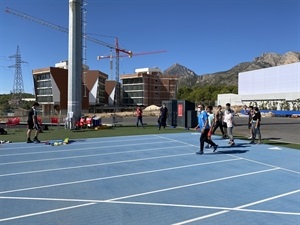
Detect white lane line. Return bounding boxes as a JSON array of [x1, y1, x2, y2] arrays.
[[107, 167, 279, 201], [1, 193, 299, 216], [0, 144, 189, 166], [0, 140, 175, 157], [159, 135, 300, 175], [0, 202, 96, 222], [113, 199, 300, 216], [0, 151, 193, 177], [155, 135, 198, 147], [0, 158, 240, 194], [172, 189, 300, 225], [230, 156, 300, 175], [0, 136, 160, 151]]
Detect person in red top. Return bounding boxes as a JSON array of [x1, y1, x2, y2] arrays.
[[136, 105, 144, 128]]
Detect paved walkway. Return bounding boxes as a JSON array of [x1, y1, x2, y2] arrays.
[[102, 116, 300, 145]]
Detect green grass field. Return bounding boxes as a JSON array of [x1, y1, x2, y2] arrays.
[[1, 125, 299, 150], [2, 125, 191, 142]]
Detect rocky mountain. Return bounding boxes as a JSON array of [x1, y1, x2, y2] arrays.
[[164, 63, 198, 87], [164, 51, 300, 87]]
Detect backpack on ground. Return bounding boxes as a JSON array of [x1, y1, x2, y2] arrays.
[[0, 127, 7, 135]]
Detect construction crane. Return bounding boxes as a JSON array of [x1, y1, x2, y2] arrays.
[[97, 50, 167, 60], [5, 7, 132, 106], [97, 49, 167, 81], [5, 7, 167, 107]]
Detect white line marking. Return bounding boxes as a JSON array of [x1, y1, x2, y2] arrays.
[[230, 155, 300, 175], [1, 193, 299, 216], [0, 202, 96, 222], [160, 135, 300, 175], [107, 168, 279, 201], [1, 189, 299, 222], [0, 145, 188, 166], [156, 135, 198, 147], [111, 199, 300, 216], [0, 151, 192, 177], [173, 189, 300, 225], [0, 158, 240, 194], [0, 140, 175, 157], [269, 147, 282, 150], [0, 136, 160, 151]]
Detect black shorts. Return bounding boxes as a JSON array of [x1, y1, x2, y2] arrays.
[[27, 121, 39, 130]]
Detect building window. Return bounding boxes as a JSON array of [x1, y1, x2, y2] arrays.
[[36, 80, 51, 88], [36, 88, 52, 95], [36, 96, 53, 103], [36, 73, 50, 80]]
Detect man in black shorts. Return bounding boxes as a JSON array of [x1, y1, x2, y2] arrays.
[[27, 102, 41, 143], [158, 103, 168, 130]]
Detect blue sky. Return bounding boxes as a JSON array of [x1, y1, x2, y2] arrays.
[[0, 0, 299, 94]]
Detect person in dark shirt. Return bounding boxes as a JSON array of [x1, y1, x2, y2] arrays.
[[247, 106, 254, 139], [250, 107, 262, 144], [211, 105, 226, 139], [27, 102, 41, 143], [158, 103, 168, 130]]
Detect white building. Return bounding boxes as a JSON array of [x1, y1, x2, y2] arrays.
[[217, 62, 300, 110], [55, 60, 89, 70]]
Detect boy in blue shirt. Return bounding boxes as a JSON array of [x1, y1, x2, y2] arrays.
[[194, 104, 218, 155]]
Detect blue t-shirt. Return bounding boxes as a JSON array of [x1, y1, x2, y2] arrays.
[[197, 110, 210, 130]]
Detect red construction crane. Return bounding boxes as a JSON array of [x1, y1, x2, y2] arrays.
[[5, 7, 167, 107]]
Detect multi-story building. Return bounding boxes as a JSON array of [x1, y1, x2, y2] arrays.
[[120, 68, 179, 106], [217, 62, 300, 109], [32, 61, 108, 115]]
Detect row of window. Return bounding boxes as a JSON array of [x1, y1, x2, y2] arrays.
[[36, 88, 52, 95], [37, 96, 53, 103], [123, 85, 144, 91], [36, 80, 51, 88], [36, 73, 51, 80], [123, 91, 144, 98], [122, 78, 143, 84]]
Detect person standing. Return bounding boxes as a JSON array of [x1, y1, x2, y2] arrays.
[[247, 106, 254, 139], [194, 104, 218, 155], [26, 102, 41, 143], [212, 105, 226, 139], [136, 105, 144, 128], [205, 105, 215, 149], [224, 103, 236, 146], [250, 107, 262, 144], [158, 103, 168, 130]]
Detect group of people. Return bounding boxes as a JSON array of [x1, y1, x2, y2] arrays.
[[194, 103, 262, 155], [135, 103, 168, 130], [245, 105, 262, 144], [26, 101, 261, 148], [194, 103, 236, 155]]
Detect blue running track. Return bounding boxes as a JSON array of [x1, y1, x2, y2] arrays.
[[0, 133, 299, 225]]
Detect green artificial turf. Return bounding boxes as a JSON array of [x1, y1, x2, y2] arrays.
[[1, 125, 299, 150], [1, 125, 192, 143]]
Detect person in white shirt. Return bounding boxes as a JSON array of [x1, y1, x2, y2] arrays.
[[205, 105, 215, 149], [223, 103, 236, 146]]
